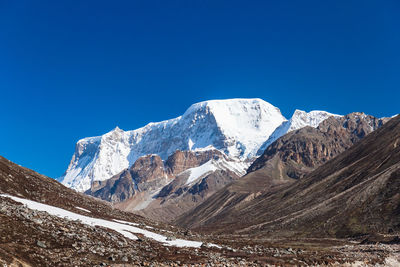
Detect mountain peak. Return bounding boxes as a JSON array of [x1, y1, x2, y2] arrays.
[[60, 98, 286, 192], [289, 109, 340, 131], [183, 98, 276, 116]]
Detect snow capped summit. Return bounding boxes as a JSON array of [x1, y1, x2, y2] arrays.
[[256, 109, 341, 155], [60, 98, 286, 192], [182, 98, 286, 156]]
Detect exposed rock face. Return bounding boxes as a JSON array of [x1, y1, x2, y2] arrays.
[[248, 112, 388, 179], [131, 155, 168, 184], [175, 113, 389, 230], [165, 150, 220, 175], [89, 170, 136, 203], [85, 149, 243, 208], [88, 154, 169, 203], [135, 160, 241, 222]]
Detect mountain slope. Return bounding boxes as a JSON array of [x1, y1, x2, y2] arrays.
[[238, 114, 400, 238], [175, 113, 391, 234], [0, 155, 221, 265], [60, 98, 286, 192]]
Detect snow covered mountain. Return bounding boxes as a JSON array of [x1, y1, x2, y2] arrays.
[[60, 98, 286, 192], [256, 109, 340, 155]]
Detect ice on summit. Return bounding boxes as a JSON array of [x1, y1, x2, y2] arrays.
[[60, 98, 286, 192]]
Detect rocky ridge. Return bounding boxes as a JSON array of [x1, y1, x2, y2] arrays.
[[249, 112, 389, 179], [256, 109, 340, 155]]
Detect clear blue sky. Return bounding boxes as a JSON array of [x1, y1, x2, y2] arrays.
[[1, 0, 399, 178]]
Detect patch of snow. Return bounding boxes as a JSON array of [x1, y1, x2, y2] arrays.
[[205, 243, 223, 249], [75, 207, 91, 213], [184, 157, 250, 185], [2, 194, 202, 248], [185, 160, 218, 185], [217, 158, 249, 177], [188, 138, 194, 150]]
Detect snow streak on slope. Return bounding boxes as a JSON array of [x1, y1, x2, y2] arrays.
[[184, 158, 249, 185], [185, 160, 218, 185], [60, 98, 286, 192], [1, 194, 202, 248], [257, 110, 341, 155]]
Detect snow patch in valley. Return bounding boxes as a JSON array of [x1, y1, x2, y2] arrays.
[[113, 219, 139, 226], [1, 194, 202, 248], [75, 207, 91, 213], [204, 243, 223, 249]]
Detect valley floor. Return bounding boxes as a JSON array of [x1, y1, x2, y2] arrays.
[[1, 194, 400, 266]]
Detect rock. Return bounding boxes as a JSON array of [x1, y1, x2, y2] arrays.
[[36, 240, 47, 248]]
